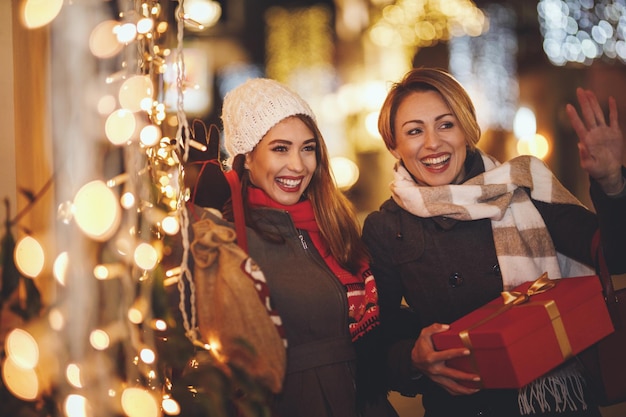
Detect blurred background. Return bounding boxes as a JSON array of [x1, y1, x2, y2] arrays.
[[1, 0, 625, 416]]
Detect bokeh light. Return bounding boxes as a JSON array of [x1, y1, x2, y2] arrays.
[[21, 0, 63, 29], [2, 357, 39, 400], [89, 20, 124, 58], [105, 109, 137, 145], [119, 75, 154, 113], [121, 387, 159, 417], [14, 236, 45, 278], [73, 181, 122, 241]]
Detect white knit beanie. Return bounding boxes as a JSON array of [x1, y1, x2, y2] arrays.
[[221, 78, 316, 156]]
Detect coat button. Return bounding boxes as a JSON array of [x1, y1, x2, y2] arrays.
[[449, 272, 464, 287], [492, 264, 501, 277]]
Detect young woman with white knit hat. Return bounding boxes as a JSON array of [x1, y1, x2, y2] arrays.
[[216, 78, 398, 417]]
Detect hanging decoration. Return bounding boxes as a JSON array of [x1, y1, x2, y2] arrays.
[[1, 1, 271, 416]]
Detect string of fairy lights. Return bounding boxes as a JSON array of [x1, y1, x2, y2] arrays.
[[3, 1, 217, 416]]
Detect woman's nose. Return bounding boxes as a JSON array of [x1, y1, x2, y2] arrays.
[[423, 129, 440, 149], [288, 152, 305, 172]]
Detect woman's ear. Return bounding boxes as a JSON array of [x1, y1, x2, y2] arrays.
[[390, 148, 401, 160]]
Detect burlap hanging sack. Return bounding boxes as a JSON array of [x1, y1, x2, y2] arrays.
[[190, 217, 286, 394]]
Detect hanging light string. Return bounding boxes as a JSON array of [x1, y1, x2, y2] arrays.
[[174, 0, 199, 344]]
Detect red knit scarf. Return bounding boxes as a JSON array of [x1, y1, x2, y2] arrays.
[[248, 187, 380, 341]]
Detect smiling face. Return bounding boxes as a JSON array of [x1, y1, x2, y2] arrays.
[[391, 90, 467, 186], [245, 116, 317, 205]]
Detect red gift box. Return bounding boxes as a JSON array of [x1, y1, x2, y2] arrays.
[[432, 274, 614, 389]]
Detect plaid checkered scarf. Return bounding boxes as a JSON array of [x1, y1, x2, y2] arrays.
[[391, 151, 595, 290]]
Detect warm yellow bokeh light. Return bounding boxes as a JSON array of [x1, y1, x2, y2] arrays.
[[119, 76, 154, 112], [153, 319, 168, 331], [161, 215, 180, 235], [120, 191, 136, 209], [517, 133, 550, 160], [66, 363, 83, 388], [128, 307, 144, 324], [115, 22, 138, 44], [6, 328, 39, 369], [48, 308, 65, 331], [365, 111, 380, 138], [121, 387, 159, 417], [105, 109, 137, 145], [136, 17, 155, 34], [21, 0, 63, 29], [97, 95, 118, 116], [53, 251, 69, 285], [14, 236, 45, 278], [140, 124, 162, 147], [73, 181, 122, 241], [330, 156, 360, 191], [65, 394, 90, 417], [185, 0, 223, 29], [2, 357, 39, 400], [93, 263, 125, 280], [89, 20, 124, 58], [140, 348, 156, 364], [133, 243, 159, 270], [89, 329, 110, 351], [162, 397, 181, 415]]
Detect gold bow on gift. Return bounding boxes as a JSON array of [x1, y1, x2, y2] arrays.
[[459, 272, 573, 381], [500, 272, 556, 305]]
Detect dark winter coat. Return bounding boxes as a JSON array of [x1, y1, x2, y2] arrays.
[[361, 151, 626, 417], [245, 207, 397, 417]]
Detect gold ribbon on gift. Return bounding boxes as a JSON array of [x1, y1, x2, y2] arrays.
[[458, 272, 573, 383]]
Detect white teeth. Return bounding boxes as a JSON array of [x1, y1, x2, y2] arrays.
[[421, 155, 450, 166], [277, 178, 301, 188]]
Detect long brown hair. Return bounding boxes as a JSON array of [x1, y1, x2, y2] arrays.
[[378, 67, 481, 152], [232, 114, 368, 273]]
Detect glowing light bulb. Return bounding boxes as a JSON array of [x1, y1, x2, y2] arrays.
[[73, 180, 122, 241], [64, 394, 90, 417], [121, 387, 159, 417], [140, 348, 156, 364], [89, 20, 124, 58], [53, 251, 69, 285], [89, 329, 110, 350], [120, 192, 136, 209], [2, 357, 39, 400], [66, 363, 83, 388], [134, 243, 159, 270], [161, 216, 180, 235], [6, 328, 39, 369], [14, 236, 45, 278], [330, 156, 360, 191], [517, 134, 550, 160], [513, 107, 537, 140], [136, 17, 154, 34], [48, 308, 65, 331], [162, 397, 181, 415], [105, 109, 137, 145], [140, 125, 162, 147], [119, 75, 154, 112], [116, 22, 138, 44], [21, 0, 63, 29]]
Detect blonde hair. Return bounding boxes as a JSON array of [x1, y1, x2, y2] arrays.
[[378, 68, 481, 151]]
